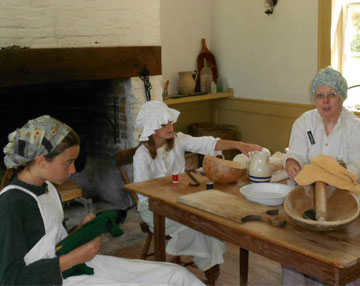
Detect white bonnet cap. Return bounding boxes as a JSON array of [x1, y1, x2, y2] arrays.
[[135, 100, 180, 141]]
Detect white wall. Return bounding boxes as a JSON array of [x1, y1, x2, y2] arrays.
[[0, 0, 160, 47], [161, 0, 319, 104], [0, 0, 320, 104], [160, 0, 211, 95]]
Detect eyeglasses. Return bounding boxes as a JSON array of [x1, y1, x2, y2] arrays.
[[315, 92, 338, 100]]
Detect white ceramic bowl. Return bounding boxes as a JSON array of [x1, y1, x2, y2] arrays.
[[239, 183, 294, 206]]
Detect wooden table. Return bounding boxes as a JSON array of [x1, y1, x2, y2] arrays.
[[124, 172, 360, 285]]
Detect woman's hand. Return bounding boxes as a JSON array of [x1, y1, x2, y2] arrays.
[[285, 158, 301, 179], [59, 236, 102, 272], [81, 213, 95, 225]]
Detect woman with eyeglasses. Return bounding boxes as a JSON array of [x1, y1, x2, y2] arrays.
[[284, 66, 360, 181], [282, 67, 360, 285]]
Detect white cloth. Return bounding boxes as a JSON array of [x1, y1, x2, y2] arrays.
[[133, 132, 225, 271], [283, 108, 360, 179], [2, 182, 204, 286], [135, 100, 180, 141]]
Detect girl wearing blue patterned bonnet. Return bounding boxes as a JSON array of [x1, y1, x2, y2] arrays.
[[0, 115, 205, 286]]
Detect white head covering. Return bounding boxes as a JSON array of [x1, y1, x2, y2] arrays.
[[3, 115, 71, 168], [135, 100, 180, 141]]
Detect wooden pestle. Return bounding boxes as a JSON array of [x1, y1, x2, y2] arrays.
[[309, 183, 316, 209], [315, 181, 327, 221]]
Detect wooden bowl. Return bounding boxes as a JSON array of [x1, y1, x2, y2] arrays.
[[203, 155, 245, 184], [284, 186, 360, 232]]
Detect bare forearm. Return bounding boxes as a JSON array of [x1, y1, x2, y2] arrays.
[[215, 140, 262, 156], [215, 140, 243, 151]]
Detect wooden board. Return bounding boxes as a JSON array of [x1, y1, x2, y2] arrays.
[[0, 46, 161, 87], [178, 190, 286, 226]]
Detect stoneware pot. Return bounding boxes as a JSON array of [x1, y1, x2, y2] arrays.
[[248, 149, 271, 183], [177, 71, 197, 95]]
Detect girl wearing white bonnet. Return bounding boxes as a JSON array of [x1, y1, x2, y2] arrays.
[[0, 115, 206, 286], [133, 100, 262, 280], [282, 68, 360, 285]]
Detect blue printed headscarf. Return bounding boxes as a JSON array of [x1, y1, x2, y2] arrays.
[[310, 66, 348, 101], [3, 115, 71, 168]]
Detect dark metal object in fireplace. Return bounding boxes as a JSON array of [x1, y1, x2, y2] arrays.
[[139, 65, 152, 101]]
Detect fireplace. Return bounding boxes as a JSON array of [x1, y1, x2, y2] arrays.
[[0, 46, 162, 209]]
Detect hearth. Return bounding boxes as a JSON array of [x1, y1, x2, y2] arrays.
[[0, 46, 162, 209]]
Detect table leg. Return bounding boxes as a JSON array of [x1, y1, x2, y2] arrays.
[[153, 211, 166, 261], [240, 248, 249, 286]]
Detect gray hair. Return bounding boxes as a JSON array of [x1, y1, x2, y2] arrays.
[[310, 66, 348, 101]]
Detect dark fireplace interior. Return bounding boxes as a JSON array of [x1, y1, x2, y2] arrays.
[[0, 46, 161, 209], [0, 79, 118, 174]]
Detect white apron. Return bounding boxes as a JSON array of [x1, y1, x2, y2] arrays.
[[1, 182, 205, 286], [1, 183, 67, 264]]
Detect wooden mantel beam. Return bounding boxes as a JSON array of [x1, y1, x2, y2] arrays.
[[0, 46, 161, 88]]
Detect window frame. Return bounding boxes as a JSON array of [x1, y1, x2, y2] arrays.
[[318, 0, 332, 71]]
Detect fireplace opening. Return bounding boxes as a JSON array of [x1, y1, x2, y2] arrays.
[[0, 79, 135, 209], [0, 46, 162, 209]]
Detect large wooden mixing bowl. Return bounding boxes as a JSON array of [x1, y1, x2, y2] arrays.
[[203, 155, 245, 184], [284, 186, 360, 232]]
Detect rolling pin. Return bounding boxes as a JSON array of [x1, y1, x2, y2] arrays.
[[315, 181, 327, 221]]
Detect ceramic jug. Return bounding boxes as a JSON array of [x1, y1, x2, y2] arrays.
[[177, 71, 198, 95], [248, 149, 271, 183]]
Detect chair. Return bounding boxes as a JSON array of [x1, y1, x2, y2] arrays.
[[55, 180, 93, 214], [114, 147, 217, 285], [114, 147, 154, 259]]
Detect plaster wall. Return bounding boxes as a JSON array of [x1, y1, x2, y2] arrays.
[[0, 0, 160, 48], [161, 0, 319, 104], [0, 0, 320, 104]]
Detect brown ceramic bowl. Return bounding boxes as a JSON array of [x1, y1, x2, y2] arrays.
[[202, 155, 245, 184], [284, 186, 359, 232]]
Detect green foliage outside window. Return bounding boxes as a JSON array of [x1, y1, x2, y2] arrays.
[[351, 10, 360, 52]]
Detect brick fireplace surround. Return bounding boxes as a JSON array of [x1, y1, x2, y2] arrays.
[[0, 46, 162, 209]]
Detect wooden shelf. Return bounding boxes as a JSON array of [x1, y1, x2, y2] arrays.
[[164, 91, 233, 105]]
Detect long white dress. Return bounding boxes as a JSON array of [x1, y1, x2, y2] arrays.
[[0, 183, 205, 286], [133, 132, 226, 271]]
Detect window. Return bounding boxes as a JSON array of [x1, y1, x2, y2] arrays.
[[318, 0, 360, 109], [341, 3, 360, 108]]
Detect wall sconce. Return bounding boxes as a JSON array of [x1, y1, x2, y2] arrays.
[[264, 0, 278, 15]]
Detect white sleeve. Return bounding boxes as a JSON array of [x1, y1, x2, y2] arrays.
[[176, 132, 222, 156], [133, 147, 153, 183], [283, 115, 309, 168]]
